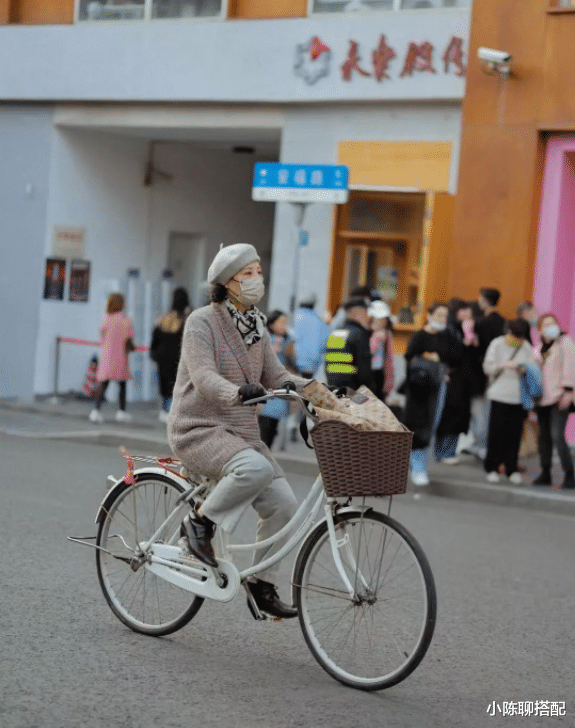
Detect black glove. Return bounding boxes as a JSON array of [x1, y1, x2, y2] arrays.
[[238, 384, 267, 404]]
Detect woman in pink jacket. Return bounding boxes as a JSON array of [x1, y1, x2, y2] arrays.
[[89, 293, 136, 424], [368, 300, 395, 401], [532, 313, 575, 489]]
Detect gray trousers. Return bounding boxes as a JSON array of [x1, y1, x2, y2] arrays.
[[468, 395, 491, 458], [200, 448, 298, 583]]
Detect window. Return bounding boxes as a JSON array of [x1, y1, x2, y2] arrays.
[[309, 0, 469, 13], [548, 0, 575, 8], [77, 0, 225, 22]]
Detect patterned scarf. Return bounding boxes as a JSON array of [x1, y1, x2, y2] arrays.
[[225, 299, 267, 347]]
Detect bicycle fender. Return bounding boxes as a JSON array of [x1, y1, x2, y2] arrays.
[[290, 505, 373, 606], [95, 467, 191, 524]]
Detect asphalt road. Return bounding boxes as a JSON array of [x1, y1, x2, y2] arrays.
[[1, 433, 574, 728]]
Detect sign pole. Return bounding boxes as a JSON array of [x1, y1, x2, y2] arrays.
[[289, 201, 308, 314]]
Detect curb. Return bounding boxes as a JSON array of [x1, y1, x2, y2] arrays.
[[0, 399, 162, 431], [2, 400, 575, 518], [426, 473, 575, 517]]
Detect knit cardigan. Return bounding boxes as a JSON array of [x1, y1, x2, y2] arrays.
[[168, 302, 308, 479], [535, 334, 575, 407]]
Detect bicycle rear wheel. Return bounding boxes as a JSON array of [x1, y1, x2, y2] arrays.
[[293, 509, 436, 691], [96, 473, 204, 636]]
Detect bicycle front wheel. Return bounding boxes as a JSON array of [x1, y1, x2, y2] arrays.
[[96, 473, 204, 636], [293, 509, 436, 691]]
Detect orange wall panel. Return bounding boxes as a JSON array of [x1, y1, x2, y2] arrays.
[[337, 141, 452, 191], [229, 0, 306, 18], [425, 193, 454, 308], [461, 0, 546, 128], [0, 0, 10, 22], [16, 0, 74, 23], [450, 123, 540, 318], [541, 16, 575, 122]]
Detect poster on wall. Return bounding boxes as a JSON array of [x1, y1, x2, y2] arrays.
[[69, 260, 90, 302], [52, 226, 85, 259], [43, 258, 67, 301], [377, 266, 399, 302]]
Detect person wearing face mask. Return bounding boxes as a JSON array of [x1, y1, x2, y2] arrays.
[[532, 314, 575, 489], [483, 319, 534, 484], [402, 303, 463, 486], [517, 301, 540, 346], [168, 244, 310, 619]]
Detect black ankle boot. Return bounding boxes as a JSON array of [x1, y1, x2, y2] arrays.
[[246, 579, 298, 619], [560, 471, 575, 490], [180, 511, 218, 567], [532, 470, 552, 486]]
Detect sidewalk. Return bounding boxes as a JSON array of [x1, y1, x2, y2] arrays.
[[1, 393, 575, 517]]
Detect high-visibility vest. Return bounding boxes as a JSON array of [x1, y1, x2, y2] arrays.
[[325, 328, 357, 377]]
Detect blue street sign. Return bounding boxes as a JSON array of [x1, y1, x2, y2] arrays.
[[299, 230, 309, 246], [252, 163, 349, 203]]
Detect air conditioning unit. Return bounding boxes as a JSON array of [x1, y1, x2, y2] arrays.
[[314, 0, 392, 10], [401, 0, 443, 8]]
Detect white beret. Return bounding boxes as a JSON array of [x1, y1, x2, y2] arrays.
[[207, 244, 260, 286]]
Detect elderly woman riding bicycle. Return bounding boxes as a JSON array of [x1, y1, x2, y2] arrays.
[[168, 244, 309, 619]]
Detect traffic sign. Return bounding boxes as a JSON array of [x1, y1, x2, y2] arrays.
[[252, 163, 349, 203]]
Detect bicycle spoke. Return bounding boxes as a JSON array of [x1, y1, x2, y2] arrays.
[[296, 511, 435, 689], [97, 476, 203, 635]]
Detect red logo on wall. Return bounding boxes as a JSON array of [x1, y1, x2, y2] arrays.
[[294, 36, 332, 85], [294, 35, 466, 85]]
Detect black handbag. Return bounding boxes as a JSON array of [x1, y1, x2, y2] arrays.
[[407, 356, 445, 389]]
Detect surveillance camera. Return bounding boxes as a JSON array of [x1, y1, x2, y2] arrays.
[[477, 47, 512, 65]]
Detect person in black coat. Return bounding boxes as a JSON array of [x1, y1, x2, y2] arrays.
[[463, 287, 506, 459], [435, 299, 481, 464], [402, 302, 463, 486], [325, 297, 372, 391], [150, 287, 190, 422]]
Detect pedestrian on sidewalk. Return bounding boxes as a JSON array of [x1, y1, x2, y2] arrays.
[[150, 287, 190, 423], [329, 285, 375, 331], [368, 299, 395, 402], [517, 300, 540, 346], [434, 299, 477, 465], [288, 293, 330, 441], [402, 302, 463, 486], [325, 297, 373, 392], [532, 313, 575, 489], [464, 287, 507, 461], [483, 319, 533, 484], [89, 293, 136, 424], [258, 310, 296, 449]]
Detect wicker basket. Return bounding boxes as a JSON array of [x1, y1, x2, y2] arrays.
[[310, 419, 413, 497]]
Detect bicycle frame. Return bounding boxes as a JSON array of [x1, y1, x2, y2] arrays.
[[92, 388, 374, 603]]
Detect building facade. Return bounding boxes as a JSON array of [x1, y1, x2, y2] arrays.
[[0, 0, 471, 400], [450, 0, 575, 326]]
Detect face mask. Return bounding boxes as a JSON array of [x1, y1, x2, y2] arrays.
[[231, 276, 265, 305], [429, 320, 446, 332], [543, 324, 560, 340]]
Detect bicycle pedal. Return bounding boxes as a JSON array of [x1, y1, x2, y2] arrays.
[[243, 583, 269, 621]]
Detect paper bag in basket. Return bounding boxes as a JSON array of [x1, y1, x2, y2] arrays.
[[303, 381, 404, 432]]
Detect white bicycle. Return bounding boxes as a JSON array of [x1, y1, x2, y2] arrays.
[[70, 389, 436, 691]]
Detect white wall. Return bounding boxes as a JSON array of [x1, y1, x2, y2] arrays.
[[0, 106, 54, 400], [35, 129, 276, 399], [267, 101, 463, 318], [0, 11, 469, 103]]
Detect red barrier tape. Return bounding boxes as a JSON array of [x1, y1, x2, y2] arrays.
[[57, 336, 149, 353]]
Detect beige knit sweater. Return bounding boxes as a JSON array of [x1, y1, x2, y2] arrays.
[[168, 302, 308, 479]]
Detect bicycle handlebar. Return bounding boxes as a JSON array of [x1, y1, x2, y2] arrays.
[[242, 388, 318, 420]]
